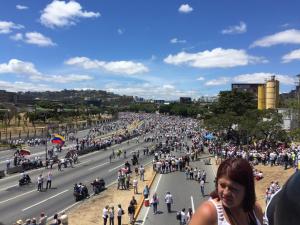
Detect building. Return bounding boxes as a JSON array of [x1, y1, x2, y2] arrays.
[[278, 108, 299, 130], [232, 75, 280, 110], [231, 83, 260, 97], [153, 100, 165, 104], [179, 97, 192, 104]]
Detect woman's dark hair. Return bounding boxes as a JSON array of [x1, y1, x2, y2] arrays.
[[210, 158, 256, 212]]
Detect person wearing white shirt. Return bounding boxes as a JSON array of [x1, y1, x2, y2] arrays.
[[46, 171, 53, 189], [133, 178, 138, 194], [164, 192, 173, 213], [180, 208, 187, 225], [102, 205, 109, 225], [116, 204, 124, 225]]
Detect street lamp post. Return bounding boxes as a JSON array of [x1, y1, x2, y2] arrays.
[[44, 114, 48, 167]]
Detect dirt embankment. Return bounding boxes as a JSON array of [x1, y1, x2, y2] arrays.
[[57, 164, 156, 225]]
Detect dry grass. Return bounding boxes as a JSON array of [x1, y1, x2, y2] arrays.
[[254, 165, 294, 209]]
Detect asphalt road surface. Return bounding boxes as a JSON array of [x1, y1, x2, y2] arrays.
[[136, 154, 216, 225], [0, 134, 155, 224]]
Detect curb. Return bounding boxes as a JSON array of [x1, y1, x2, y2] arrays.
[[133, 169, 157, 222]]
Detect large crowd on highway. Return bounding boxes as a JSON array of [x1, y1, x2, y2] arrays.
[[2, 112, 299, 225]]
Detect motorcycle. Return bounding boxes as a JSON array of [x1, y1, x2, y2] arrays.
[[73, 183, 90, 201], [91, 178, 105, 194], [19, 175, 31, 186]]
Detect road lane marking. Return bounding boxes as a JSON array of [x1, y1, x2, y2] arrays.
[[0, 190, 35, 204], [22, 189, 69, 211], [141, 174, 162, 225], [47, 181, 118, 222], [0, 184, 17, 192], [77, 159, 92, 165], [88, 162, 109, 171], [108, 164, 123, 172], [191, 196, 195, 213]]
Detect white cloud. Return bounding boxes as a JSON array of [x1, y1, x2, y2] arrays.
[[104, 83, 199, 100], [197, 77, 205, 81], [0, 59, 41, 76], [281, 23, 290, 28], [0, 80, 55, 92], [205, 77, 229, 86], [233, 72, 296, 85], [282, 49, 300, 63], [117, 28, 124, 35], [40, 0, 100, 28], [65, 57, 149, 75], [16, 5, 28, 10], [170, 38, 186, 44], [251, 29, 300, 47], [0, 59, 92, 83], [31, 74, 92, 83], [178, 4, 193, 13], [0, 21, 24, 34], [10, 33, 23, 41], [164, 48, 267, 68], [222, 21, 247, 34], [24, 32, 56, 47], [10, 32, 56, 47]]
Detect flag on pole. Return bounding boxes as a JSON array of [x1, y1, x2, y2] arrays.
[[51, 134, 65, 146]]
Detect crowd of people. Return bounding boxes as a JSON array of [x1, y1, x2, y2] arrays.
[[13, 211, 68, 225], [8, 111, 298, 225]]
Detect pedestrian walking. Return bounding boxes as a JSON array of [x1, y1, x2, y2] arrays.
[[37, 174, 43, 191], [109, 206, 114, 225], [117, 204, 124, 225], [139, 165, 145, 181], [150, 193, 159, 214], [102, 205, 109, 225], [164, 191, 173, 213], [38, 212, 47, 225], [58, 160, 62, 171], [200, 179, 205, 197], [180, 208, 187, 225], [128, 203, 135, 225], [143, 185, 150, 199], [133, 178, 138, 194], [46, 171, 52, 189], [186, 208, 193, 223]]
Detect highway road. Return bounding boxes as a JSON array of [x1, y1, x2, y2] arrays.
[[136, 154, 216, 225], [0, 134, 155, 224], [0, 119, 135, 171]]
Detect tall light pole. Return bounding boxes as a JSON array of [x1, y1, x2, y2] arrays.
[[44, 113, 49, 166], [297, 74, 300, 128]]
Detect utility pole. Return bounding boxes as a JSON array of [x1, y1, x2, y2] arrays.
[[296, 74, 300, 128]]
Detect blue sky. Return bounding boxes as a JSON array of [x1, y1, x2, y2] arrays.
[[0, 0, 300, 100]]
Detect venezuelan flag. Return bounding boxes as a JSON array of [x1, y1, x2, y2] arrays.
[[51, 134, 65, 146]]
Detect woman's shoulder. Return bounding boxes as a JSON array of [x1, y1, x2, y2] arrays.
[[253, 201, 264, 225], [189, 199, 218, 225]]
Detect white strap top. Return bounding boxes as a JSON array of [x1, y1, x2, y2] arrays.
[[209, 199, 262, 225]]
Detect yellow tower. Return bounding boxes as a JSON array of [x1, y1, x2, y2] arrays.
[[265, 76, 279, 109], [257, 84, 266, 110]]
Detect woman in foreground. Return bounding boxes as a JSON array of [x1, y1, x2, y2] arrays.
[[190, 158, 264, 225]]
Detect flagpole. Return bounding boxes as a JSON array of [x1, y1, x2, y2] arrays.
[[45, 124, 48, 167]]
